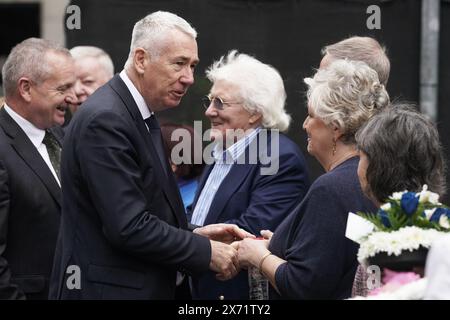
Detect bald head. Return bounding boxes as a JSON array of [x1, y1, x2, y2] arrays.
[[320, 36, 390, 86], [69, 46, 114, 108]]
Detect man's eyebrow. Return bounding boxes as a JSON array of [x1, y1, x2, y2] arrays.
[[175, 56, 199, 64], [57, 82, 74, 90]]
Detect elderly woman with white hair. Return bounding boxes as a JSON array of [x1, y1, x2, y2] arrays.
[[189, 51, 310, 299], [236, 59, 390, 299]]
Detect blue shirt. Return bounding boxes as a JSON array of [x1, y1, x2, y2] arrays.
[[178, 178, 199, 211], [190, 128, 261, 226]]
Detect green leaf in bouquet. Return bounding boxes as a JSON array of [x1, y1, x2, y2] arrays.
[[386, 208, 408, 230], [356, 211, 385, 230]]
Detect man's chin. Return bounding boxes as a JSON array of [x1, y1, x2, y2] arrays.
[[69, 104, 80, 113], [171, 95, 184, 105], [54, 116, 66, 127], [154, 98, 182, 111]]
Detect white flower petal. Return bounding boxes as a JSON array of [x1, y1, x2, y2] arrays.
[[439, 216, 450, 229]]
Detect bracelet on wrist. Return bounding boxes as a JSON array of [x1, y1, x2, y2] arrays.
[[258, 252, 272, 271]]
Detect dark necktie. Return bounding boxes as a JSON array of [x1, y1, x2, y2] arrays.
[[144, 116, 168, 177], [42, 130, 61, 181]]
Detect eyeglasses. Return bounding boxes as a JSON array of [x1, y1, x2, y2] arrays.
[[201, 95, 241, 110]]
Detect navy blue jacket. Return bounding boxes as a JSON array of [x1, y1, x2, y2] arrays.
[[269, 157, 376, 299], [49, 75, 211, 299], [190, 132, 310, 300]]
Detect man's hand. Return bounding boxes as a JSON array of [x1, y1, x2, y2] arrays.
[[194, 223, 255, 244], [209, 240, 240, 281]]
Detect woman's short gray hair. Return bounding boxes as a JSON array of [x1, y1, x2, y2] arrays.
[[124, 11, 197, 69], [356, 104, 447, 202], [304, 59, 390, 144], [206, 50, 291, 132], [2, 38, 70, 97]]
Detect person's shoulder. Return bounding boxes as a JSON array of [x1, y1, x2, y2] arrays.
[[275, 132, 300, 149], [80, 83, 117, 112], [312, 157, 359, 192], [76, 87, 127, 123], [268, 132, 305, 159]]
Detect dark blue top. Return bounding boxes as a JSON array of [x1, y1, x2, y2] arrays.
[[269, 157, 376, 299]]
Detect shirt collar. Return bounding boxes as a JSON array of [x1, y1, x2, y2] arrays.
[[120, 70, 153, 120], [213, 127, 261, 163], [3, 103, 45, 148]]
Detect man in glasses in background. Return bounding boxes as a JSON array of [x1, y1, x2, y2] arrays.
[[50, 11, 251, 300], [188, 50, 310, 300]]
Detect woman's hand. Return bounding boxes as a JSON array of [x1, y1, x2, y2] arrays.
[[237, 238, 270, 269], [260, 230, 273, 241]]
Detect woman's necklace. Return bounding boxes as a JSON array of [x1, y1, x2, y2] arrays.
[[328, 151, 359, 172]]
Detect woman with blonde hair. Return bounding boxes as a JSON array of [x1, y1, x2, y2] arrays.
[[237, 59, 389, 299]]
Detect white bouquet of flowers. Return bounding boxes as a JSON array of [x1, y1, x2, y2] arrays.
[[356, 185, 450, 269]]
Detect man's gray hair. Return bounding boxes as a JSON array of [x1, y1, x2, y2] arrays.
[[356, 104, 446, 202], [2, 37, 70, 97], [124, 11, 197, 69], [206, 50, 291, 132], [304, 59, 390, 144], [322, 36, 390, 86], [70, 46, 114, 78]]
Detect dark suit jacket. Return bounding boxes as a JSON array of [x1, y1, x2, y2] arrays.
[[49, 75, 211, 300], [0, 107, 62, 299], [189, 132, 310, 300]]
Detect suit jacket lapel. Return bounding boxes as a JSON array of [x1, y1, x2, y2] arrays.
[[203, 131, 269, 225], [109, 75, 186, 227], [0, 108, 61, 207], [203, 163, 253, 225]]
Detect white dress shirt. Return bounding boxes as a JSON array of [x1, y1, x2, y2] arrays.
[[120, 70, 153, 122]]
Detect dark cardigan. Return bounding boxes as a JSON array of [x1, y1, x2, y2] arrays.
[[269, 157, 376, 299]]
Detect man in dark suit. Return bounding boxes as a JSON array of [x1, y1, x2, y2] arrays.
[[0, 38, 76, 299], [49, 11, 248, 300]]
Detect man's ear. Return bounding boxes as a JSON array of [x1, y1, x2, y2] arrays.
[[249, 112, 262, 125], [133, 48, 148, 75], [17, 77, 32, 102]]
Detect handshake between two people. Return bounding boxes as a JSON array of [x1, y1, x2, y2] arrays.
[[194, 225, 273, 281]]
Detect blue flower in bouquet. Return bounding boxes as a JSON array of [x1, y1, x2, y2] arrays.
[[400, 192, 419, 217], [358, 185, 450, 232], [429, 208, 450, 222], [378, 209, 391, 228], [355, 185, 450, 272]]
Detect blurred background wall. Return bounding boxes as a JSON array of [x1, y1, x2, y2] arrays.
[[1, 0, 449, 202]]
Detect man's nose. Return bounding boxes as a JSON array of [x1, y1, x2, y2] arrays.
[[180, 67, 194, 86], [65, 86, 77, 105], [74, 80, 85, 97]]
